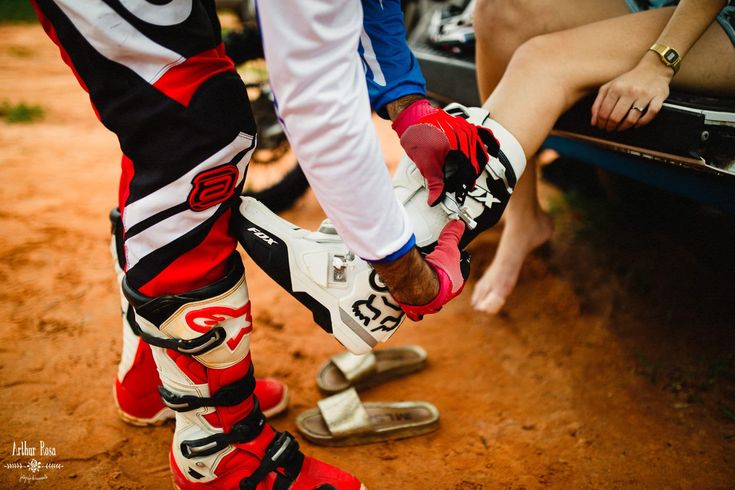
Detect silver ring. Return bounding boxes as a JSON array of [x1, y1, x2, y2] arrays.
[[631, 106, 645, 112]]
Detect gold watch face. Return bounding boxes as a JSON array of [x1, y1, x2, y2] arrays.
[[650, 44, 680, 71], [663, 49, 679, 65]]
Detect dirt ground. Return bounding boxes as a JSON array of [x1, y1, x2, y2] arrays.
[[2, 23, 735, 490]]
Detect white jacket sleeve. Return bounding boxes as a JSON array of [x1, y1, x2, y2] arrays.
[[256, 0, 414, 261]]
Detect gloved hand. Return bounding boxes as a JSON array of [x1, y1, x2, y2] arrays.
[[397, 219, 466, 321], [392, 99, 500, 207]]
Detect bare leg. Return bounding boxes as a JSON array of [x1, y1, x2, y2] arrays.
[[472, 0, 630, 313], [474, 0, 629, 100], [473, 4, 735, 313], [471, 156, 554, 312], [487, 7, 735, 158]]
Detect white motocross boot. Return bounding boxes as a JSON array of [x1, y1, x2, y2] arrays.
[[122, 254, 363, 490], [109, 209, 289, 426], [393, 103, 527, 249], [236, 104, 526, 354], [237, 199, 405, 355]]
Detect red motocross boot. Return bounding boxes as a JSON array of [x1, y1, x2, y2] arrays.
[[110, 208, 288, 426], [123, 253, 364, 489]]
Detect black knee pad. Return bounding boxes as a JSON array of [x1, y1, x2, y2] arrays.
[[189, 71, 257, 143]]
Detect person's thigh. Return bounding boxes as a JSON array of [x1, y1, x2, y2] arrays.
[[475, 0, 631, 45], [32, 0, 256, 296], [474, 0, 632, 98], [487, 6, 735, 156], [541, 6, 735, 96], [523, 0, 630, 35], [672, 18, 735, 95]]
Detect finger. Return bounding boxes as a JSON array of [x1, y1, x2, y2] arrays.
[[426, 219, 466, 291], [442, 126, 478, 203], [595, 91, 620, 131], [605, 96, 634, 132], [617, 102, 646, 131], [426, 180, 446, 206], [400, 125, 449, 206], [437, 219, 465, 248], [474, 137, 489, 173], [428, 220, 464, 272], [635, 96, 663, 127], [590, 84, 608, 126]]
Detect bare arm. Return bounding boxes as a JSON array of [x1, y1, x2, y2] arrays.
[[385, 94, 425, 121], [653, 0, 728, 61], [371, 248, 439, 305], [592, 0, 728, 131]]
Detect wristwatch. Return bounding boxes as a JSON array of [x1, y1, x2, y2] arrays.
[[649, 43, 681, 74]]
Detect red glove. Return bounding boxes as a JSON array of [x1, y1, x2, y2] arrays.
[[398, 220, 466, 321], [393, 99, 499, 206]]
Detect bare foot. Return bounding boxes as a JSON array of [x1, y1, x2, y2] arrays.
[[471, 209, 553, 314]]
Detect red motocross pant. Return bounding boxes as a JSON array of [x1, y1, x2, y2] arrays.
[[32, 0, 256, 296]]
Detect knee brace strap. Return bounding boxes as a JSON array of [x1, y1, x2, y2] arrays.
[[158, 364, 256, 412], [180, 399, 266, 459], [127, 308, 226, 356]]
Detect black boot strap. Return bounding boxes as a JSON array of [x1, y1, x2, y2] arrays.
[[127, 308, 226, 356], [180, 400, 266, 459], [158, 365, 256, 412], [239, 432, 305, 490], [109, 207, 125, 269]]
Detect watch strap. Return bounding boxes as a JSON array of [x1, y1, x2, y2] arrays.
[[649, 43, 681, 74]]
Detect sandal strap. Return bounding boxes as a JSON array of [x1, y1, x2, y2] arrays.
[[179, 400, 266, 459], [239, 431, 304, 490], [317, 387, 371, 437], [331, 351, 376, 383], [158, 365, 256, 412]]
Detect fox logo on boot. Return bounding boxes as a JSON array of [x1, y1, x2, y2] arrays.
[[247, 226, 277, 245], [352, 294, 404, 333], [468, 186, 501, 209]]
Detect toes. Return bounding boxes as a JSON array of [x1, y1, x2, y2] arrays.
[[473, 291, 505, 314], [471, 281, 491, 306]]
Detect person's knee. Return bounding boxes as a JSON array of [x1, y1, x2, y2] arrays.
[[188, 71, 257, 140], [507, 35, 555, 75], [474, 0, 546, 49], [506, 33, 581, 103]]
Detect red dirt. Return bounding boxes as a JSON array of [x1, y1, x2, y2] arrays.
[[1, 24, 734, 490]]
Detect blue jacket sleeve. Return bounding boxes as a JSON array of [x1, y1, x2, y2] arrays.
[[360, 0, 426, 118]]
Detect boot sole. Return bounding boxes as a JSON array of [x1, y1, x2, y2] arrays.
[[261, 385, 289, 419], [172, 478, 367, 490]]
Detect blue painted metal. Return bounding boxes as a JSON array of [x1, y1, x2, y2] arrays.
[[543, 135, 735, 214]]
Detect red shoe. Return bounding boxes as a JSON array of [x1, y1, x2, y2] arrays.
[[170, 428, 364, 490], [254, 378, 289, 419], [113, 332, 289, 424]]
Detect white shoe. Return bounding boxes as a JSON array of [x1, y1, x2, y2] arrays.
[[393, 103, 527, 249], [237, 197, 405, 355], [236, 105, 524, 354]]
